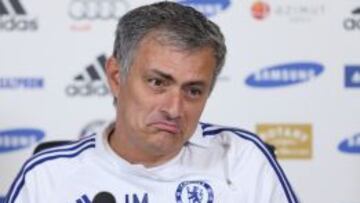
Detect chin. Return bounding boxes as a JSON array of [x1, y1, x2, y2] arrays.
[[150, 133, 183, 151]]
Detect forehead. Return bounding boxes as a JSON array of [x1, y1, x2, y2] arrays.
[[130, 35, 217, 84]]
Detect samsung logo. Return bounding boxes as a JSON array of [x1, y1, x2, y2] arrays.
[[338, 133, 360, 154], [0, 129, 45, 153], [246, 62, 324, 87], [177, 0, 231, 17], [0, 77, 44, 89], [345, 65, 360, 88]]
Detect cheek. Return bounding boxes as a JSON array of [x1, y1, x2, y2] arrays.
[[127, 89, 160, 125], [118, 84, 147, 125], [184, 101, 207, 127]]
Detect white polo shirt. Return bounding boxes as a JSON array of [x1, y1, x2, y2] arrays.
[[5, 122, 298, 203]]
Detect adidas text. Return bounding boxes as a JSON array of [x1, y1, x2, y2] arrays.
[[0, 16, 38, 31]]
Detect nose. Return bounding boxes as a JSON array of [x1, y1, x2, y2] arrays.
[[161, 89, 183, 120]]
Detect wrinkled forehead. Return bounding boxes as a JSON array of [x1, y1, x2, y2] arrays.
[[134, 36, 216, 85], [137, 30, 216, 61]]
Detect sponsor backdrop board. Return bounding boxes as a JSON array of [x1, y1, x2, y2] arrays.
[[1, 0, 359, 202]]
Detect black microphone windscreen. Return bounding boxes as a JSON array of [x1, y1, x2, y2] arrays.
[[92, 191, 116, 203]]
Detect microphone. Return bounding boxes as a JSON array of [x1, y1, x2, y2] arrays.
[[92, 191, 116, 203]]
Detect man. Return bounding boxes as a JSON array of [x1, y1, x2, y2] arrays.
[[5, 2, 298, 203]]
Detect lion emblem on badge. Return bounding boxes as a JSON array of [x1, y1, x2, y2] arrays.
[[175, 180, 214, 203]]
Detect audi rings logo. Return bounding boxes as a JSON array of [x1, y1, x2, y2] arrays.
[[68, 0, 129, 20]]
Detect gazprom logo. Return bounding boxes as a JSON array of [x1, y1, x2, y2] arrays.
[[177, 0, 231, 17], [338, 133, 360, 154], [0, 77, 44, 89], [246, 62, 324, 88], [0, 128, 45, 153]]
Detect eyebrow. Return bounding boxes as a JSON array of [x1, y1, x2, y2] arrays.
[[149, 69, 207, 87], [150, 69, 175, 82]]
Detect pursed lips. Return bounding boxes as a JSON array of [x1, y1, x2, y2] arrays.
[[150, 121, 180, 134]]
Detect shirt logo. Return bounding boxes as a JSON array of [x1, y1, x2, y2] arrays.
[[176, 180, 214, 203]]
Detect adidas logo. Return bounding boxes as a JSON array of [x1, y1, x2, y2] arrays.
[[0, 0, 38, 31], [343, 7, 360, 31], [353, 7, 360, 15], [65, 54, 110, 97], [0, 0, 26, 16]]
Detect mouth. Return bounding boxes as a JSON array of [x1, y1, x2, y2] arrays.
[[151, 121, 180, 134]]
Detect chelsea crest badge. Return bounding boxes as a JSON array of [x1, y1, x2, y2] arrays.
[[175, 180, 214, 203]]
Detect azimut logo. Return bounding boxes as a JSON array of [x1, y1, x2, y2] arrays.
[[0, 0, 38, 31], [246, 62, 324, 88], [343, 7, 360, 31], [0, 128, 45, 153], [68, 0, 129, 20], [338, 133, 360, 154], [251, 1, 270, 20], [257, 124, 312, 159], [0, 77, 44, 89], [345, 65, 360, 87], [250, 2, 325, 23], [177, 0, 231, 17], [66, 54, 110, 97], [274, 4, 325, 23]]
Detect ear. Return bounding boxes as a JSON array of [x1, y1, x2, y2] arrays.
[[105, 56, 122, 97]]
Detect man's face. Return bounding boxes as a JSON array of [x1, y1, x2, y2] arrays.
[[108, 36, 216, 158]]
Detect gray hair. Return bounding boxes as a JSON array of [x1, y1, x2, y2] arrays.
[[112, 1, 227, 86]]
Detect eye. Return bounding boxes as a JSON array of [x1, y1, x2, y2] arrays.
[[187, 87, 203, 98], [148, 78, 164, 87]]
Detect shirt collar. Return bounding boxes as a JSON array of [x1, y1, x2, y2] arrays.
[[186, 123, 212, 148]]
